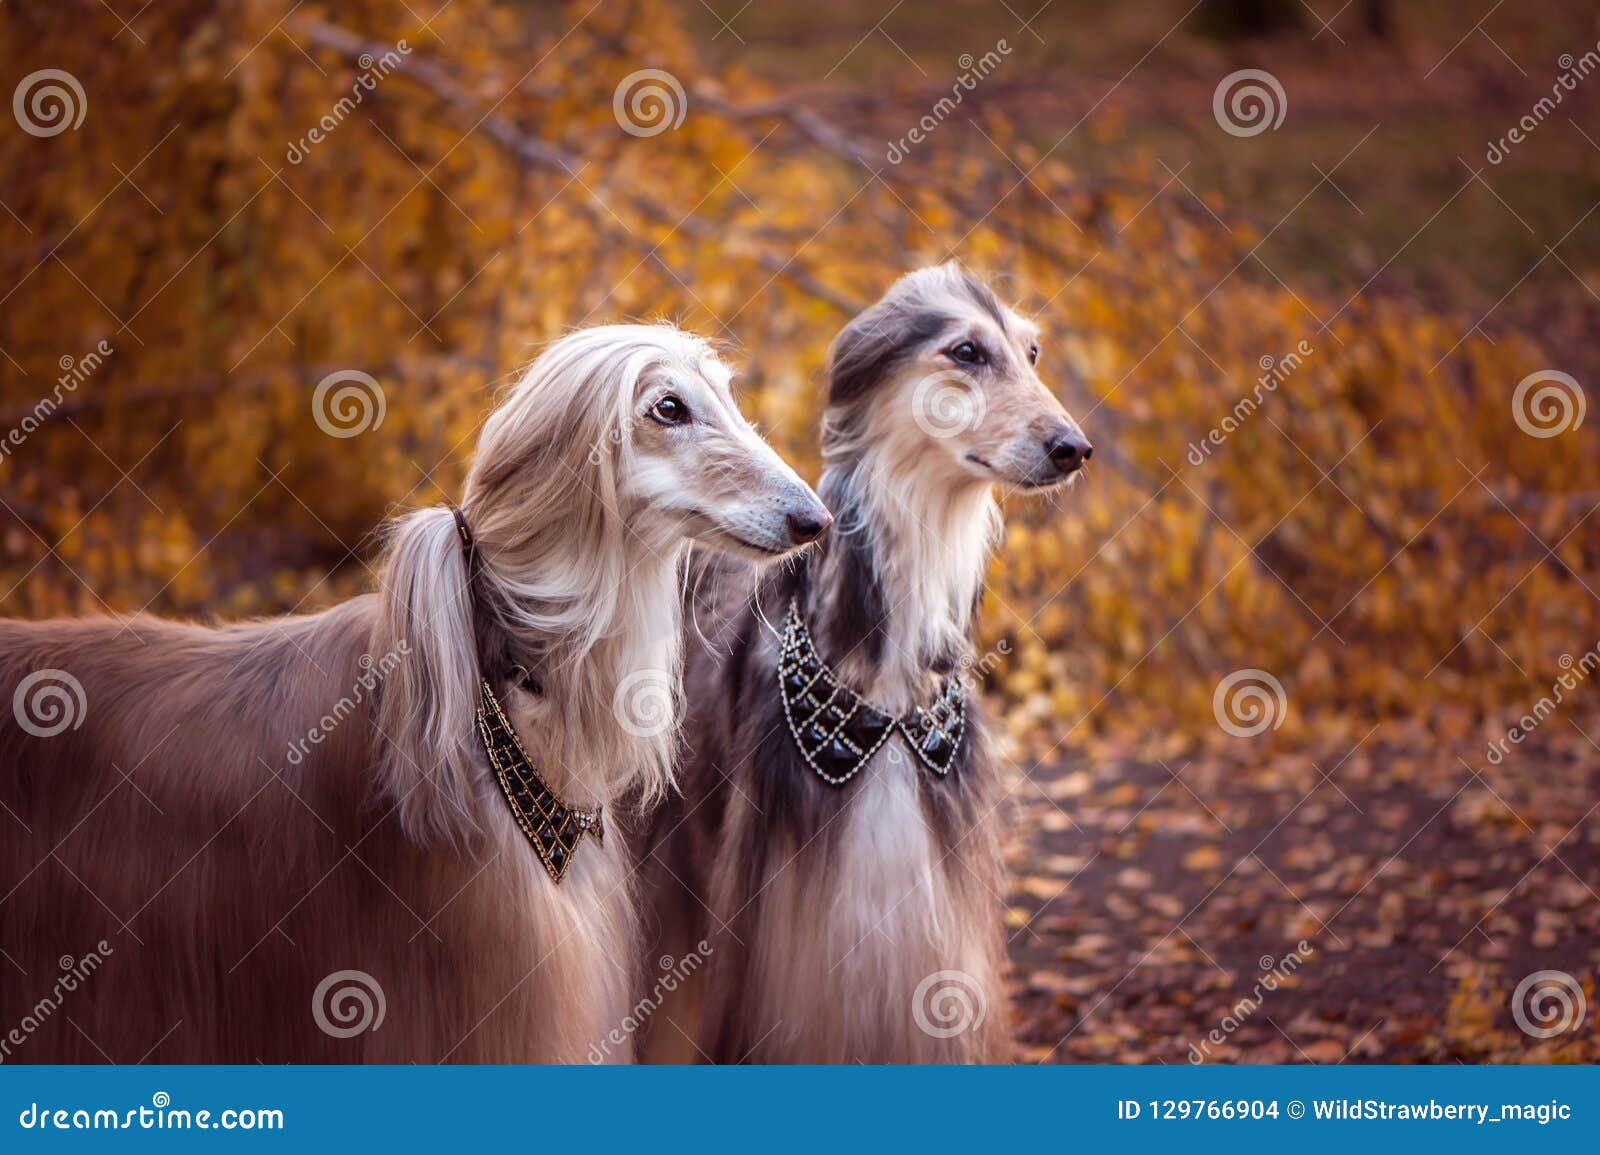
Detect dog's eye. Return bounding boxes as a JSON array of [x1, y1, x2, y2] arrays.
[[649, 395, 690, 426], [947, 341, 985, 366], [1029, 344, 1039, 366]]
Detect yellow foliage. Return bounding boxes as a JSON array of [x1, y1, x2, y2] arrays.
[[1, 0, 1593, 753]]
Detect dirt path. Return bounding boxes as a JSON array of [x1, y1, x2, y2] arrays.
[[1002, 725, 1600, 1062]]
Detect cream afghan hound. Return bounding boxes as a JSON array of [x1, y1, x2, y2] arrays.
[[0, 324, 830, 1063], [638, 265, 1092, 1062]]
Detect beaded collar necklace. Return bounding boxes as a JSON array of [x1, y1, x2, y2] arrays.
[[450, 503, 603, 885], [777, 600, 966, 786], [475, 677, 604, 884]]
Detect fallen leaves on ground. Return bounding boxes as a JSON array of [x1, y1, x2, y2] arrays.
[[1002, 720, 1600, 1064]]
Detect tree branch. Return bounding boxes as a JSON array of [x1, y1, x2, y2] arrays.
[[298, 21, 860, 317]]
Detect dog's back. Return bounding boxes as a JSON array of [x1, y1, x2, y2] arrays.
[[0, 603, 636, 1063], [0, 606, 379, 1061]]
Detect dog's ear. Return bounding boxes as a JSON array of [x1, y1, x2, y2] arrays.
[[372, 505, 485, 846], [827, 305, 949, 408]]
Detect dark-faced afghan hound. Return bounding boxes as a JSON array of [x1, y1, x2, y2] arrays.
[[638, 266, 1092, 1062]]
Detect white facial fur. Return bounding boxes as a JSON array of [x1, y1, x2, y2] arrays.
[[624, 341, 831, 560]]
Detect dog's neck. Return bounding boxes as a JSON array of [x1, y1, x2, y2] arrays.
[[805, 447, 1000, 714], [482, 537, 684, 812]]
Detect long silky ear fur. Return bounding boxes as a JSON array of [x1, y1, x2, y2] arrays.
[[372, 505, 484, 845]]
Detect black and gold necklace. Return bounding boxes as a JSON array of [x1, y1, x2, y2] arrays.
[[451, 502, 603, 884], [777, 601, 966, 786], [475, 678, 603, 884]]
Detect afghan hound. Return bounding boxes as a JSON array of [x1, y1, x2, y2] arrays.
[[0, 323, 830, 1064], [638, 265, 1092, 1062]]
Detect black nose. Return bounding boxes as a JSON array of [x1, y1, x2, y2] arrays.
[[1045, 432, 1093, 474], [786, 509, 832, 544]]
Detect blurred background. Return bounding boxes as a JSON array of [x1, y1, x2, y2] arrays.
[[1, 0, 1597, 1061]]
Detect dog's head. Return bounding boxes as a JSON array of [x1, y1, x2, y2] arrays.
[[618, 327, 831, 560], [824, 262, 1091, 490], [475, 324, 829, 563]]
